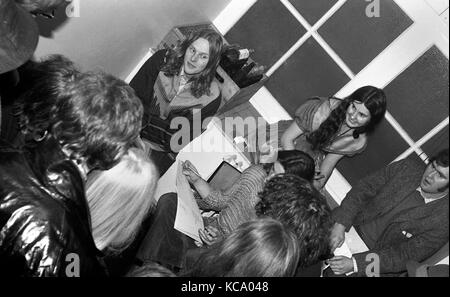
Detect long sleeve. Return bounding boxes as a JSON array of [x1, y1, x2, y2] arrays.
[[332, 159, 409, 231], [129, 49, 168, 123], [201, 165, 267, 236], [353, 220, 449, 276]]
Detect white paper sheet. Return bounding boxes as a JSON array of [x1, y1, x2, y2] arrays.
[[174, 161, 204, 242]]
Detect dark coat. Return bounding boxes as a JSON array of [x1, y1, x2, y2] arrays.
[[332, 158, 449, 277], [0, 136, 106, 276]]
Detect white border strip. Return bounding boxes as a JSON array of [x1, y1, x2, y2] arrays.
[[395, 117, 449, 162], [212, 0, 257, 35], [124, 48, 155, 84]]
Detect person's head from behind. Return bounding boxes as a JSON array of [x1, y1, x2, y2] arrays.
[[163, 28, 223, 98], [52, 71, 143, 171], [268, 150, 315, 182], [256, 174, 333, 268], [186, 218, 300, 277], [420, 149, 449, 195], [307, 86, 387, 150], [86, 147, 158, 253], [15, 54, 79, 142], [15, 0, 66, 16]]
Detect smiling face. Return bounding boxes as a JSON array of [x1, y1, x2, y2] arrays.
[[183, 37, 210, 75], [420, 161, 449, 194], [345, 101, 371, 129]]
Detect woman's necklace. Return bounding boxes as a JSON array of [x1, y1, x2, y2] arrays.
[[334, 123, 353, 140]]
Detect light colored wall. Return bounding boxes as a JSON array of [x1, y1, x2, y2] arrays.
[[33, 0, 231, 80]]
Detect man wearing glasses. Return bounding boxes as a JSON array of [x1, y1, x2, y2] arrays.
[[328, 149, 449, 277]]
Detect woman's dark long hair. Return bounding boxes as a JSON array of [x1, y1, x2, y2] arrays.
[[161, 28, 223, 98], [306, 86, 387, 150]]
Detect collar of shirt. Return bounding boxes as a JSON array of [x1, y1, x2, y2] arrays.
[[416, 187, 447, 204]]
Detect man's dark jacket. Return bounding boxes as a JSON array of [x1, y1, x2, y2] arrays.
[[332, 158, 449, 277], [0, 136, 106, 276]]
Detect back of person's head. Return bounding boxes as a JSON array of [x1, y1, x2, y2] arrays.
[[52, 71, 143, 170], [256, 174, 333, 268], [276, 150, 315, 181], [86, 147, 158, 253], [184, 218, 300, 277], [14, 54, 79, 141], [15, 0, 65, 14], [126, 261, 176, 277]]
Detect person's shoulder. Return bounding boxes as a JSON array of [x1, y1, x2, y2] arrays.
[[243, 164, 267, 180]]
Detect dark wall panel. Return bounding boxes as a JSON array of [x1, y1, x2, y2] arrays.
[[266, 37, 349, 115], [337, 120, 409, 185], [384, 46, 449, 141], [421, 126, 449, 159], [225, 1, 306, 69], [288, 0, 338, 25], [318, 0, 413, 74]]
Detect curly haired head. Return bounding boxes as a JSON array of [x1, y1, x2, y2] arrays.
[[256, 174, 333, 268], [161, 28, 223, 98], [52, 71, 143, 170], [14, 55, 79, 141], [307, 86, 387, 150]]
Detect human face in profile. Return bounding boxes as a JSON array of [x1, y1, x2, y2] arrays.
[[183, 37, 210, 75], [345, 101, 371, 129], [420, 161, 449, 194]]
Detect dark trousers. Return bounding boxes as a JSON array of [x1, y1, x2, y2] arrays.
[[136, 193, 196, 271]]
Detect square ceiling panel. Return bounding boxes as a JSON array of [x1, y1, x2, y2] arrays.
[[421, 126, 449, 159], [318, 0, 413, 74], [288, 0, 338, 25], [266, 37, 349, 116], [384, 46, 449, 141], [337, 120, 410, 185], [225, 0, 307, 69]]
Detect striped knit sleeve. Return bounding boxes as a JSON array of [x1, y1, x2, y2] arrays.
[[198, 165, 267, 212], [215, 165, 268, 235]]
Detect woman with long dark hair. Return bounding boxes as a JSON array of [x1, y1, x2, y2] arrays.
[[130, 28, 224, 154], [277, 86, 387, 189]]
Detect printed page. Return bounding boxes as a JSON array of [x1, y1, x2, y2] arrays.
[[174, 161, 204, 242]]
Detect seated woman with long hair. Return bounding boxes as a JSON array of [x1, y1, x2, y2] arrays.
[[130, 28, 224, 154], [86, 147, 158, 254], [272, 86, 387, 189], [182, 218, 300, 277]]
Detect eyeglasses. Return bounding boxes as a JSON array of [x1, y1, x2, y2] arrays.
[[31, 9, 55, 19]]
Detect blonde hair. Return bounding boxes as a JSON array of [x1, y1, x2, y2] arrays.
[[86, 147, 158, 253]]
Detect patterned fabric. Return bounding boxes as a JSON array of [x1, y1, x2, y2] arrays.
[[129, 49, 222, 152], [154, 69, 220, 120], [198, 165, 268, 236]]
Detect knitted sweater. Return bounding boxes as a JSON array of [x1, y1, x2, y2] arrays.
[[197, 165, 267, 236]]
